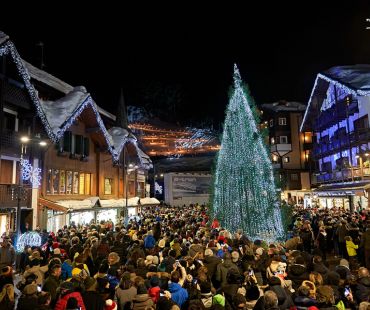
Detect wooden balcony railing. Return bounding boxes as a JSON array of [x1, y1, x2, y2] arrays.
[[0, 184, 31, 208], [312, 167, 370, 185]]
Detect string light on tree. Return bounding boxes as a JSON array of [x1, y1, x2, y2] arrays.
[[212, 64, 284, 242]]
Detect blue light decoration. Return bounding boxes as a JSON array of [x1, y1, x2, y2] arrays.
[[155, 181, 163, 194], [0, 38, 152, 169], [20, 158, 42, 188], [300, 72, 370, 132], [16, 231, 42, 253]]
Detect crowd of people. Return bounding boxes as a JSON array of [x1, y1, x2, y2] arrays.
[[0, 204, 369, 310]]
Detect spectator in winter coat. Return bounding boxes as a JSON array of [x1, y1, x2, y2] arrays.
[[132, 284, 154, 310], [253, 290, 279, 310], [61, 259, 73, 280], [144, 231, 156, 249], [55, 281, 86, 310], [0, 237, 15, 269], [148, 276, 160, 303], [116, 277, 137, 310], [216, 252, 239, 287], [268, 276, 294, 310], [107, 252, 120, 278], [287, 256, 309, 290], [42, 263, 61, 307], [17, 284, 39, 310], [22, 258, 48, 286], [294, 285, 317, 309], [168, 271, 188, 308], [203, 248, 221, 283], [360, 223, 370, 269], [81, 277, 105, 310], [355, 267, 370, 303]]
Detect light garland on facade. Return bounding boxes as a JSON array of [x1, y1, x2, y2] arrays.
[[20, 158, 42, 188], [0, 39, 151, 168], [212, 64, 284, 242], [300, 72, 370, 132], [155, 181, 163, 194]]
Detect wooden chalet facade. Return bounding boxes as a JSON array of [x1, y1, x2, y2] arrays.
[[0, 32, 152, 234]]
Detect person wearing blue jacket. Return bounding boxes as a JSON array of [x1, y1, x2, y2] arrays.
[[168, 270, 188, 308], [144, 231, 156, 249]]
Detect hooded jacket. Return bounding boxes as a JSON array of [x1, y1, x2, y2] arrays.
[[216, 259, 239, 287], [287, 264, 309, 290], [355, 276, 370, 302], [169, 282, 188, 307]]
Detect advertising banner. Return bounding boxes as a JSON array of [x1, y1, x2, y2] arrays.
[[172, 175, 211, 198]]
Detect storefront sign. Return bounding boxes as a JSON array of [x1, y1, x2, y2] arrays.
[[315, 190, 355, 197]]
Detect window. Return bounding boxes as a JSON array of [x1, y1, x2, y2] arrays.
[[47, 169, 52, 194], [104, 178, 113, 195], [66, 171, 73, 194], [79, 173, 85, 195], [60, 170, 66, 194], [280, 136, 288, 144], [85, 173, 91, 195], [284, 157, 290, 163], [290, 173, 299, 181], [52, 170, 59, 194], [73, 172, 79, 194], [271, 137, 275, 145], [269, 119, 274, 127], [278, 118, 287, 125]]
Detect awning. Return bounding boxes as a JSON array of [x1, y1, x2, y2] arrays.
[[312, 181, 370, 197], [38, 198, 68, 213]]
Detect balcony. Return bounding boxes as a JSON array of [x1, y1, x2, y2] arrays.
[[0, 184, 31, 208], [312, 167, 370, 185], [270, 144, 292, 157], [0, 130, 21, 156]]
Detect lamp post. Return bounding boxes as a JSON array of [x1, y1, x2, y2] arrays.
[[16, 136, 46, 240]]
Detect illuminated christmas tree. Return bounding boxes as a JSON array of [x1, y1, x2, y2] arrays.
[[212, 64, 284, 242]]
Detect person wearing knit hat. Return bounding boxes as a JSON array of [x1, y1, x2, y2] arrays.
[[145, 255, 154, 266], [54, 248, 61, 256], [105, 299, 117, 310], [204, 248, 213, 257], [23, 283, 38, 295], [339, 259, 350, 269], [158, 239, 166, 249]]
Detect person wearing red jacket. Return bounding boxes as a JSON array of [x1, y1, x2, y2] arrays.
[[148, 276, 160, 303], [54, 281, 86, 310]]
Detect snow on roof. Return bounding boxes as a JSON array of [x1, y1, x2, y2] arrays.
[[57, 197, 141, 209], [23, 59, 116, 122], [40, 86, 89, 136], [140, 197, 160, 205], [0, 35, 152, 169], [107, 127, 130, 153], [23, 60, 74, 94], [301, 65, 370, 132], [323, 65, 370, 92], [0, 32, 9, 45], [261, 101, 306, 112]]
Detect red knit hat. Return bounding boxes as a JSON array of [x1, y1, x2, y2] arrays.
[[105, 299, 117, 310]]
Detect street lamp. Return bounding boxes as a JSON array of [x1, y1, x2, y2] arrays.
[[16, 136, 47, 240]]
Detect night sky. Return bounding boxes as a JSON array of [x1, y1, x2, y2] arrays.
[[2, 3, 370, 127]]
